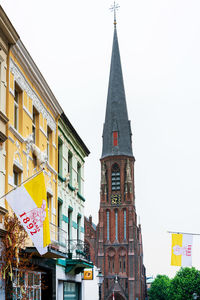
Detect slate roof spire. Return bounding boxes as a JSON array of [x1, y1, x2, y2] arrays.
[[101, 25, 133, 159]]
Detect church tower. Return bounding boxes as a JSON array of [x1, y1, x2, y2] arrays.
[[96, 18, 146, 300]]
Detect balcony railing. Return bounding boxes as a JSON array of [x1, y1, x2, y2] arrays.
[[68, 239, 90, 261], [49, 223, 68, 254], [48, 223, 90, 261]]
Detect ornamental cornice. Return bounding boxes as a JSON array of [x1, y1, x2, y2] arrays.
[[0, 8, 19, 44], [9, 58, 56, 132]]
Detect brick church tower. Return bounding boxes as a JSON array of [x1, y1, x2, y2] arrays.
[[85, 21, 146, 300]]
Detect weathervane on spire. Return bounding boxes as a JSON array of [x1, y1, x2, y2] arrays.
[[110, 1, 120, 27]]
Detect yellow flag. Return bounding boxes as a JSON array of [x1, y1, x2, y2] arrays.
[[171, 233, 193, 267], [171, 234, 182, 266], [6, 172, 50, 255], [24, 172, 50, 248]]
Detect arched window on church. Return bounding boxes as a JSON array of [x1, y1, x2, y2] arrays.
[[124, 209, 127, 240], [119, 248, 127, 274], [108, 249, 115, 274], [111, 163, 120, 191], [107, 210, 110, 241], [115, 209, 118, 240]]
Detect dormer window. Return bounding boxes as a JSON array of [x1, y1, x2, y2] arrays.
[[111, 163, 120, 191], [113, 131, 118, 146]]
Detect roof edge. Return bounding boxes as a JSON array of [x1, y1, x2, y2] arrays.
[[0, 6, 19, 44], [11, 40, 63, 117], [60, 112, 90, 156]]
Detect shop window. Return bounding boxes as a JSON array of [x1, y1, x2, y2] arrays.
[[12, 269, 41, 300], [111, 163, 120, 191], [63, 282, 79, 300]]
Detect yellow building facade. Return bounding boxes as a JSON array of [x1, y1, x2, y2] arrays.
[[6, 39, 62, 225]]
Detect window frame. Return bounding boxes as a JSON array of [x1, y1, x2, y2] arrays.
[[32, 107, 39, 145], [115, 209, 118, 240], [77, 162, 81, 193], [111, 163, 120, 191], [58, 138, 63, 176], [106, 210, 110, 241], [14, 89, 19, 131], [12, 269, 41, 300], [68, 151, 72, 185], [47, 126, 52, 163]]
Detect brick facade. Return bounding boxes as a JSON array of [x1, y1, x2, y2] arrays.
[[85, 156, 147, 300]]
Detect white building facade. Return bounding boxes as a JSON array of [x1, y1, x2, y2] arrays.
[[57, 113, 93, 300]]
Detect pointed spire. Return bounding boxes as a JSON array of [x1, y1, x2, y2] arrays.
[[101, 26, 133, 159]]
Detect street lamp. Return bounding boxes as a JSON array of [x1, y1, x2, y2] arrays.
[[193, 293, 199, 300], [97, 271, 104, 300]]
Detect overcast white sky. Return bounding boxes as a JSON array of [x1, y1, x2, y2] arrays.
[[2, 0, 200, 279]]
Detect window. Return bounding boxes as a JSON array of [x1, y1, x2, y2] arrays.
[[33, 154, 37, 168], [68, 151, 72, 184], [77, 215, 81, 241], [58, 202, 62, 228], [14, 89, 19, 130], [111, 164, 120, 191], [64, 282, 79, 300], [68, 209, 72, 243], [47, 193, 51, 220], [107, 211, 110, 241], [32, 107, 39, 145], [108, 256, 115, 273], [13, 166, 22, 186], [77, 163, 81, 192], [113, 131, 118, 146], [13, 170, 19, 186], [12, 269, 41, 300], [58, 139, 63, 176], [124, 209, 126, 240], [14, 84, 22, 132], [119, 257, 122, 272], [123, 256, 126, 272], [115, 210, 118, 240], [47, 126, 52, 163]]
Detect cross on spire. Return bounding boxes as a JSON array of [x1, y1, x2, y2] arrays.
[[109, 2, 120, 27]]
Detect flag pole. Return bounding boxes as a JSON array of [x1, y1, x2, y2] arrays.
[[168, 231, 200, 236], [0, 168, 44, 200]]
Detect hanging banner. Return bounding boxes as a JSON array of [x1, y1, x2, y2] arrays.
[[6, 172, 50, 255], [171, 233, 193, 267]]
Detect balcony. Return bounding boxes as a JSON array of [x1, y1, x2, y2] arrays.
[[25, 223, 68, 258], [68, 239, 90, 261], [48, 222, 68, 256], [65, 239, 93, 275], [25, 224, 92, 264]]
